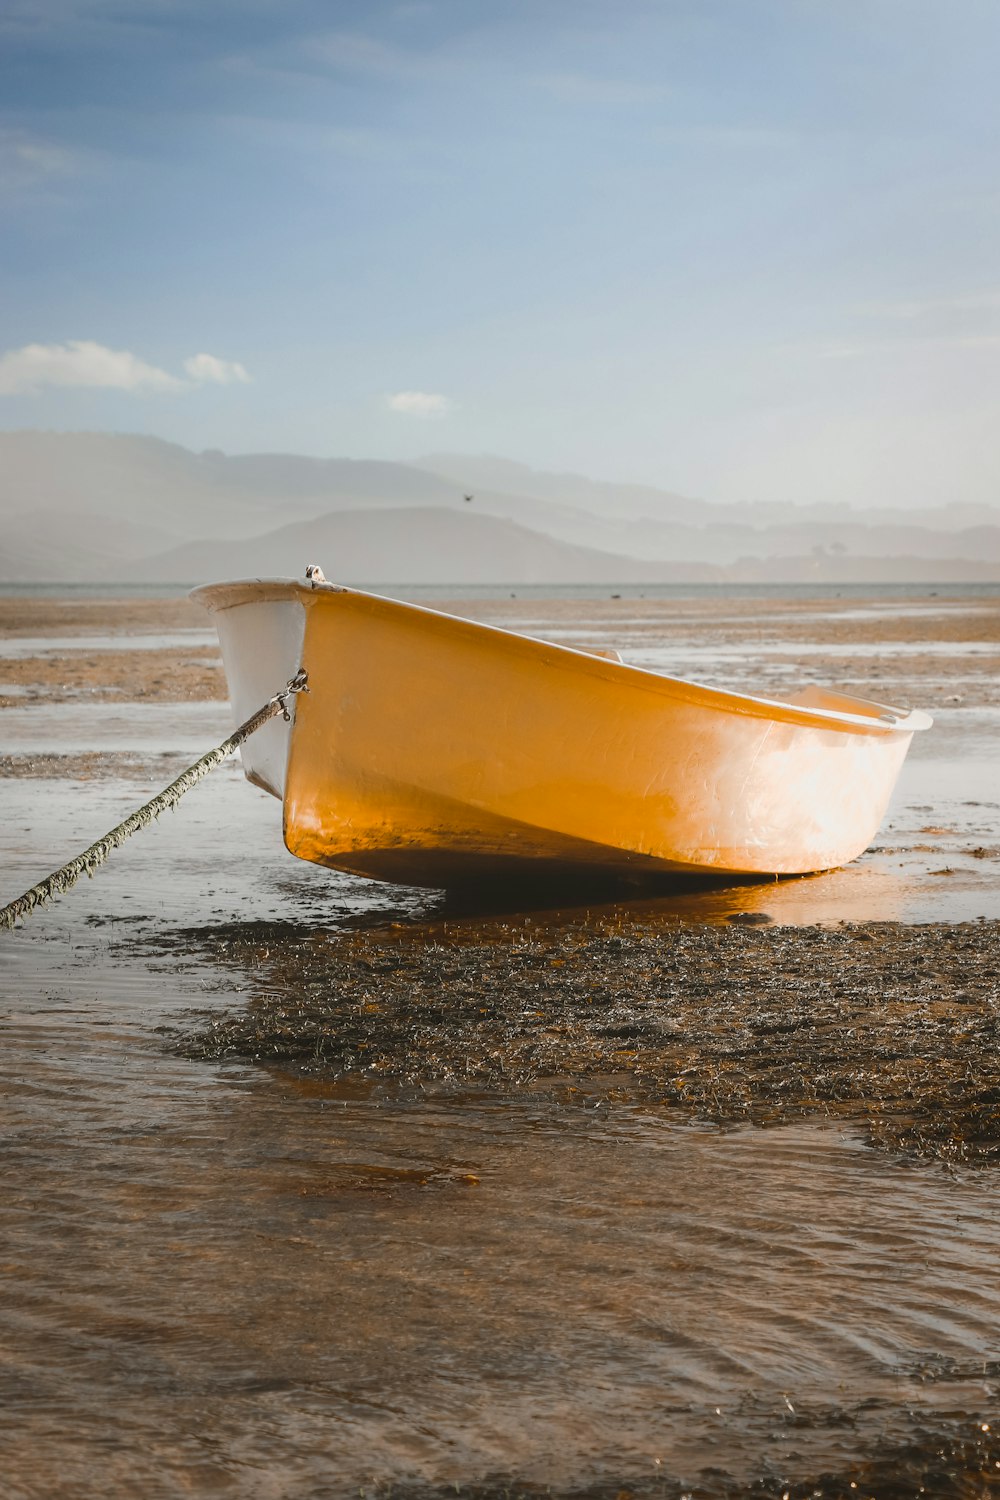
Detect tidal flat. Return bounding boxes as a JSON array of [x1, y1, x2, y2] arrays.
[[176, 916, 1000, 1167], [1, 587, 999, 1500]]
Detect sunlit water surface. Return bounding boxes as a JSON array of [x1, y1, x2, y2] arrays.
[[2, 593, 999, 1497]]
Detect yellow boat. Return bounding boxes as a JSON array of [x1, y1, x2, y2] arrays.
[[193, 576, 931, 890]]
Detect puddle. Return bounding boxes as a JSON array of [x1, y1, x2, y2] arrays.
[[0, 631, 217, 659], [0, 699, 231, 754], [538, 634, 1000, 658]]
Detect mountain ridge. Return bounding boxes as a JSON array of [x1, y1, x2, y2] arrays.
[[2, 431, 999, 584]]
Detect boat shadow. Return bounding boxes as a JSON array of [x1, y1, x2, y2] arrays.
[[153, 868, 797, 955], [434, 867, 782, 924]]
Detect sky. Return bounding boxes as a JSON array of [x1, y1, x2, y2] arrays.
[[2, 0, 1000, 509]]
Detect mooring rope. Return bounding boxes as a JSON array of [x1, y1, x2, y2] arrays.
[[0, 669, 309, 931]]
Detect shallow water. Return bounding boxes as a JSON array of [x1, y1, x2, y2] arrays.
[[0, 630, 217, 658], [3, 1057, 999, 1497], [541, 633, 1000, 657], [0, 699, 231, 754], [2, 592, 999, 1496], [2, 851, 998, 1497]]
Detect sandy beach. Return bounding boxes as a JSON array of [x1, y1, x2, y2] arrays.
[[2, 586, 999, 1499]]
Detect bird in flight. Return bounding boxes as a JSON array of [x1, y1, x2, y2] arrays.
[[463, 493, 474, 503]]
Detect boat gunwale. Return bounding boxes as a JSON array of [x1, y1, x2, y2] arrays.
[[190, 578, 933, 738]]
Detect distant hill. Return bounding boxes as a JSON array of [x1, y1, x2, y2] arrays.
[[1, 430, 999, 583], [417, 451, 1000, 530], [0, 431, 623, 557], [0, 431, 461, 539], [112, 505, 1000, 587], [723, 553, 1000, 584], [608, 517, 1000, 567], [416, 451, 706, 524], [119, 506, 704, 585], [0, 508, 178, 581]]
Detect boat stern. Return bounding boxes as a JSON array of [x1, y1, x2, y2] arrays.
[[191, 580, 309, 799]]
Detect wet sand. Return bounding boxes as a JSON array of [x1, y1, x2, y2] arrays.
[[2, 588, 1000, 1499], [0, 594, 206, 637], [0, 596, 222, 709]]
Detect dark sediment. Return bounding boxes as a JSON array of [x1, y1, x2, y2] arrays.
[[0, 751, 196, 781], [175, 916, 1000, 1167]]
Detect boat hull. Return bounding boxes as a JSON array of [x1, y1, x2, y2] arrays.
[[194, 580, 930, 889]]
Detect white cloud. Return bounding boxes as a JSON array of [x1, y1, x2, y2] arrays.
[[183, 352, 252, 385], [820, 335, 1000, 360], [311, 31, 411, 75], [0, 341, 184, 395], [658, 123, 795, 150], [386, 389, 452, 417], [0, 340, 252, 396], [532, 72, 664, 107], [859, 290, 1000, 321], [306, 30, 458, 83], [0, 128, 87, 188]]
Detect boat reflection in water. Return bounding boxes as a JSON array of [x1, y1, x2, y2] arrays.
[[193, 576, 932, 891]]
